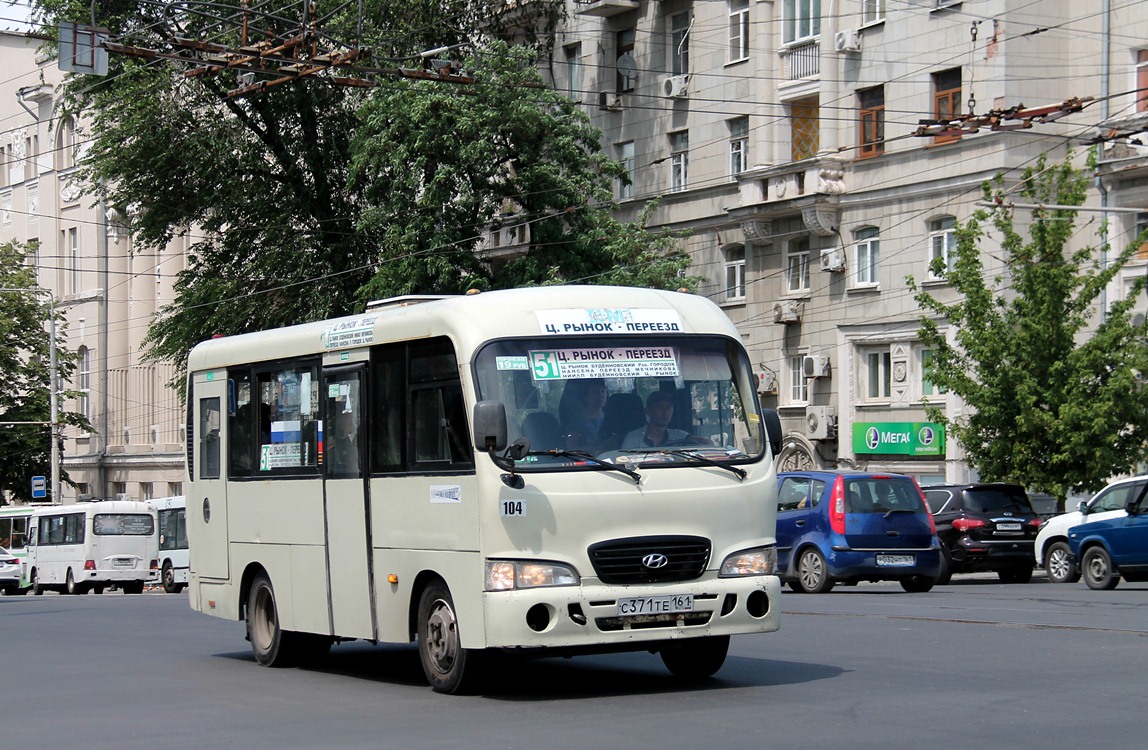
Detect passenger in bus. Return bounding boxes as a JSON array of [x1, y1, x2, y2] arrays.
[[329, 410, 359, 473], [621, 390, 704, 449], [558, 378, 608, 453]]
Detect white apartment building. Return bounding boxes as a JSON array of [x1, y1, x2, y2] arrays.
[[0, 30, 187, 504], [550, 0, 1148, 483]]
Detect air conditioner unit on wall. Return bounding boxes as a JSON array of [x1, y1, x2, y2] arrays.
[[834, 29, 862, 53], [803, 354, 831, 379], [820, 247, 846, 272], [663, 74, 689, 98], [772, 300, 801, 324], [756, 370, 777, 394], [806, 406, 837, 441]]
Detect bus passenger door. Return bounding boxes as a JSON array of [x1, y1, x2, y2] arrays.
[[191, 385, 229, 580], [322, 366, 376, 640]]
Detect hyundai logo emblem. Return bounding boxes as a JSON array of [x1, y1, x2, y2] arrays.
[[642, 553, 669, 569]]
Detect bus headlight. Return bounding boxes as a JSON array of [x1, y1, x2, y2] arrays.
[[719, 546, 777, 577], [485, 560, 580, 591]]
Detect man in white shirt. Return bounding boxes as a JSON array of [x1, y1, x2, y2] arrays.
[[621, 390, 690, 448]]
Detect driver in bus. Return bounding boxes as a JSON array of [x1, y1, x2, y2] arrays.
[[558, 378, 608, 453], [621, 390, 704, 449]]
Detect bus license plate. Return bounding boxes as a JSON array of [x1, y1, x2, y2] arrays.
[[876, 554, 915, 567], [113, 558, 133, 567], [617, 594, 693, 616]]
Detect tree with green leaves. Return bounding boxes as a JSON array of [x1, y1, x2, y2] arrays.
[[0, 242, 84, 505], [34, 1, 691, 383], [909, 154, 1148, 508]]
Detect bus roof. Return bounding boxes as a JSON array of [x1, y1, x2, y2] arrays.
[[187, 286, 737, 372]]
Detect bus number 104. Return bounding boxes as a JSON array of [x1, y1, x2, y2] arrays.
[[500, 500, 526, 517]]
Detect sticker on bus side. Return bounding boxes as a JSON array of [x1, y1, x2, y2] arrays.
[[323, 315, 378, 350], [430, 485, 462, 503], [535, 308, 684, 335], [528, 348, 679, 380]]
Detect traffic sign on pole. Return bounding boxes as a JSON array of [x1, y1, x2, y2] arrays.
[[31, 475, 47, 499]]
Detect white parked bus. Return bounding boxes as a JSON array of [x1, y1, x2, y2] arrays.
[[0, 505, 36, 593], [186, 286, 783, 693], [149, 496, 189, 593], [27, 500, 159, 595]]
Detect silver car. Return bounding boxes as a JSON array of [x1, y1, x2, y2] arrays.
[[0, 546, 22, 595]]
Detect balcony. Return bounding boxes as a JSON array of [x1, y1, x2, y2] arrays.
[[725, 156, 847, 240], [780, 39, 820, 81], [573, 0, 639, 18]]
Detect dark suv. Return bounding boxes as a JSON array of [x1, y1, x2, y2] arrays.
[[922, 483, 1042, 584]]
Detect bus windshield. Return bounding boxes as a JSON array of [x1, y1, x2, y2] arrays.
[[473, 335, 765, 470]]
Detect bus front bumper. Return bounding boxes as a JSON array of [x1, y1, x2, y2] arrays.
[[480, 574, 781, 650]]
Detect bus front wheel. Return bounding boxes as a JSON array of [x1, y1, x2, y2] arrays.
[[417, 582, 484, 694], [162, 562, 182, 594], [660, 635, 730, 679]]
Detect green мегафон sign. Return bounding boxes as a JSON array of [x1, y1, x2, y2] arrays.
[[852, 422, 946, 456]]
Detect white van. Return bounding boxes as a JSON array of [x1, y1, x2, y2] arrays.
[[27, 500, 159, 595]]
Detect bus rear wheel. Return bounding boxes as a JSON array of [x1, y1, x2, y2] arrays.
[[417, 582, 483, 694], [245, 574, 328, 667], [65, 569, 87, 595]]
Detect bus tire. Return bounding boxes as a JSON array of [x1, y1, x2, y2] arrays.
[[162, 562, 179, 594], [660, 635, 730, 679], [417, 582, 484, 694], [31, 570, 44, 596], [65, 569, 86, 595], [246, 574, 303, 667]]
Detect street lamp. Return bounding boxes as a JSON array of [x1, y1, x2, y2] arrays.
[[0, 287, 100, 504]]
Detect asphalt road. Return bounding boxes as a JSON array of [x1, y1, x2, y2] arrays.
[[5, 575, 1145, 750]]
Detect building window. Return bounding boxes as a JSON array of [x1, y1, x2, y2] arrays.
[[862, 0, 885, 25], [617, 141, 634, 200], [670, 12, 690, 76], [1134, 213, 1148, 261], [933, 68, 962, 144], [616, 29, 636, 94], [785, 237, 811, 294], [921, 349, 946, 397], [1137, 50, 1148, 113], [56, 117, 77, 171], [729, 0, 749, 62], [168, 482, 183, 497], [858, 86, 884, 158], [863, 348, 891, 400], [724, 246, 746, 301], [791, 97, 819, 161], [1, 194, 10, 227], [564, 44, 583, 101], [77, 345, 91, 419], [669, 130, 689, 192], [853, 227, 879, 287], [784, 0, 821, 44], [789, 355, 809, 403], [928, 216, 957, 279], [62, 227, 79, 293], [729, 117, 749, 176]]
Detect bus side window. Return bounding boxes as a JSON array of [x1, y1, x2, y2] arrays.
[[409, 339, 473, 470], [200, 397, 221, 479]]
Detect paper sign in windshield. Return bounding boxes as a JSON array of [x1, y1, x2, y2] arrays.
[[528, 347, 679, 380]]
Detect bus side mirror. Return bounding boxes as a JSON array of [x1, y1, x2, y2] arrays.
[[472, 401, 508, 453], [762, 409, 782, 458]]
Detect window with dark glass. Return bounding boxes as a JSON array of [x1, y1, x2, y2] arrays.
[[858, 86, 884, 158]]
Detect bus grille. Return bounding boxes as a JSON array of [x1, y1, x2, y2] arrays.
[[588, 535, 711, 584]]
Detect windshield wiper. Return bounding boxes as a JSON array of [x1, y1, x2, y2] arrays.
[[529, 450, 642, 484], [882, 508, 916, 519], [662, 449, 747, 480]]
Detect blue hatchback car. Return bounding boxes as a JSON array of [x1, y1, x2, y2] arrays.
[[776, 471, 941, 593], [1067, 482, 1148, 590]]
